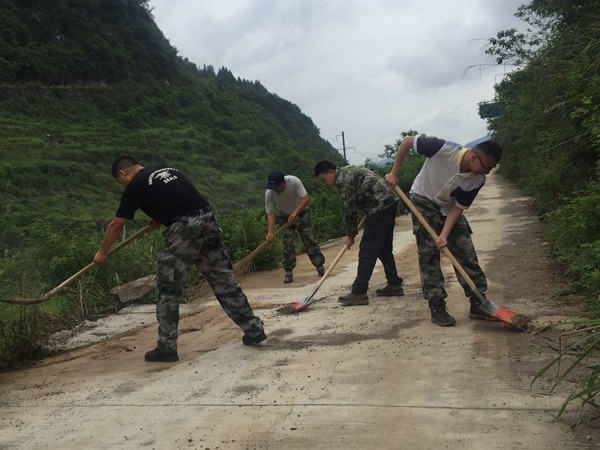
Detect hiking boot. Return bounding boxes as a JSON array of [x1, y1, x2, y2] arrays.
[[144, 347, 179, 363], [242, 331, 267, 346], [338, 292, 369, 306], [284, 271, 293, 284], [469, 295, 495, 321], [429, 300, 456, 327], [375, 284, 404, 297], [317, 267, 326, 277]]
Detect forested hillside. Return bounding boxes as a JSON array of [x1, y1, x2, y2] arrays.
[[0, 0, 345, 252]]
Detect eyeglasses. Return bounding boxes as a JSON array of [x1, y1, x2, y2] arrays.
[[474, 152, 495, 171]]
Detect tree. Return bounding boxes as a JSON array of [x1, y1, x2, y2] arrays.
[[378, 130, 420, 160]]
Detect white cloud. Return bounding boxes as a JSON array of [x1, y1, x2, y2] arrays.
[[149, 0, 527, 164]]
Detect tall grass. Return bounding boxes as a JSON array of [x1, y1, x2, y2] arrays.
[[532, 318, 600, 417]]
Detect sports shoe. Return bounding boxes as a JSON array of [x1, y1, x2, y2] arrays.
[[429, 300, 456, 327], [284, 271, 293, 283], [375, 284, 404, 297], [338, 292, 369, 306], [144, 347, 179, 362], [242, 331, 267, 346], [317, 267, 326, 277]]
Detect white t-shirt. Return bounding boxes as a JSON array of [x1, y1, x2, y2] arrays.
[[265, 175, 308, 215], [410, 136, 485, 216]]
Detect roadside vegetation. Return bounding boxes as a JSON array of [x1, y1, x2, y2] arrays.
[[482, 0, 600, 415]]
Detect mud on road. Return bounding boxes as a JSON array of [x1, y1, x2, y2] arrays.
[[1, 174, 598, 450]]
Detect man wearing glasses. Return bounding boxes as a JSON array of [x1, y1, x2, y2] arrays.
[[385, 135, 501, 327]]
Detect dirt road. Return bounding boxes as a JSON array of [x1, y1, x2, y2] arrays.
[[1, 174, 597, 449]]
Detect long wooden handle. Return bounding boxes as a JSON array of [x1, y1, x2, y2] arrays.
[[313, 215, 367, 290], [393, 185, 478, 292], [234, 222, 292, 272], [3, 226, 152, 305], [39, 225, 152, 301]]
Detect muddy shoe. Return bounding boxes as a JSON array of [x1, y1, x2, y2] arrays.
[[144, 348, 179, 363], [469, 304, 495, 321], [283, 271, 293, 284], [242, 331, 267, 346], [429, 300, 456, 327], [375, 284, 404, 297], [469, 295, 495, 321], [317, 267, 326, 277], [338, 292, 369, 306]]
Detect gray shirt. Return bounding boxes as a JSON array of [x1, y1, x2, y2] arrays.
[[265, 175, 308, 215]]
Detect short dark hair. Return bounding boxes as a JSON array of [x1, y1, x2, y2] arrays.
[[111, 156, 138, 178], [473, 140, 502, 162], [314, 160, 337, 177]]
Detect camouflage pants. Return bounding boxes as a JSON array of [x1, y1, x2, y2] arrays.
[[410, 194, 487, 302], [155, 211, 264, 352], [276, 209, 325, 271]]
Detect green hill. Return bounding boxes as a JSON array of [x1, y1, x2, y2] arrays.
[[0, 0, 345, 250]]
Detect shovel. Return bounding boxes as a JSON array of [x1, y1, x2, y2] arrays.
[[1, 226, 152, 305], [290, 216, 366, 313], [393, 185, 528, 330]]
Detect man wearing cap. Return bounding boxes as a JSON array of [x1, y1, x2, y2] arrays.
[[265, 170, 325, 283]]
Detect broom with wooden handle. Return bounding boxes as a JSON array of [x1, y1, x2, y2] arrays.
[[1, 226, 152, 305], [233, 222, 291, 278]]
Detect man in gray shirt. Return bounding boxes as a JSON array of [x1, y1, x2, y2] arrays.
[[265, 170, 325, 283]]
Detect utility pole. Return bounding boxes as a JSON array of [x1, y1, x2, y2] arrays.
[[336, 132, 354, 163]]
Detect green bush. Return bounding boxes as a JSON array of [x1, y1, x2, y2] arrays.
[[309, 188, 346, 242], [545, 177, 600, 299], [0, 305, 48, 368], [218, 207, 281, 272]]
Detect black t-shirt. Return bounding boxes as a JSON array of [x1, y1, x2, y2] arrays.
[[115, 165, 209, 226]]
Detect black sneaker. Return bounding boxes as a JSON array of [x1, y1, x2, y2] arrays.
[[317, 267, 326, 277], [284, 272, 293, 283], [429, 301, 456, 327], [242, 331, 267, 346], [144, 347, 179, 362]]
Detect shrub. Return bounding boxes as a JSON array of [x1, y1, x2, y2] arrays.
[[545, 178, 600, 299]]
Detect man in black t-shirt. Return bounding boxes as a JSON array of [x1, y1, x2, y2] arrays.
[[94, 156, 266, 362]]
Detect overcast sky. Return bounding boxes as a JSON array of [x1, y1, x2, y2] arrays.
[[148, 0, 526, 164]]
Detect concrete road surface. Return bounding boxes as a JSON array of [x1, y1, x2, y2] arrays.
[[1, 174, 596, 449]]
